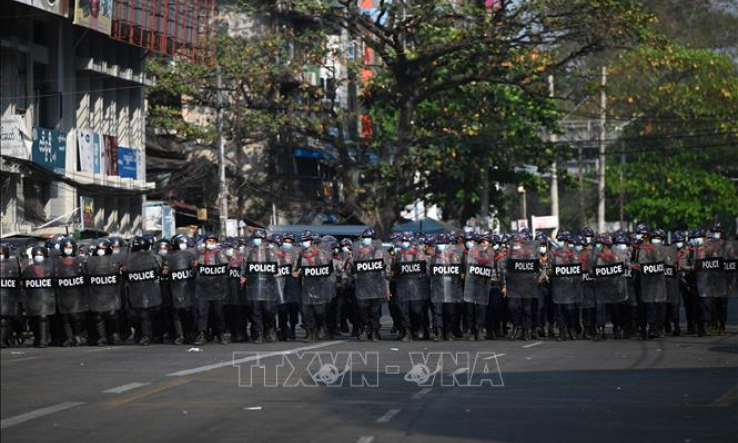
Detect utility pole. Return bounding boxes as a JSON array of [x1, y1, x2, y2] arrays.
[[216, 65, 228, 237], [548, 75, 559, 234], [619, 140, 625, 228], [480, 166, 489, 230], [597, 66, 607, 233]]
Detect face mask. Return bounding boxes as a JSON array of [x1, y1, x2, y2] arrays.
[[676, 242, 684, 249], [465, 241, 474, 249], [54, 244, 60, 250], [33, 256, 45, 264], [224, 248, 234, 257], [63, 248, 74, 256], [538, 246, 547, 254], [512, 245, 521, 251], [341, 246, 350, 252], [253, 238, 263, 247], [574, 245, 584, 253], [302, 241, 312, 249], [636, 234, 643, 242], [206, 244, 218, 250], [713, 233, 722, 239], [159, 249, 169, 257], [696, 238, 705, 246], [585, 237, 593, 245], [97, 249, 107, 256], [0, 255, 5, 261], [556, 240, 565, 248], [361, 238, 372, 246], [437, 244, 447, 252], [493, 244, 499, 250], [282, 243, 293, 250], [651, 238, 662, 244], [111, 248, 121, 255], [401, 242, 410, 249], [268, 243, 275, 249], [594, 244, 604, 251]]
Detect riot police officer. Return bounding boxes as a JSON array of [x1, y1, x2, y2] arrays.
[[194, 233, 229, 345], [54, 237, 89, 346]]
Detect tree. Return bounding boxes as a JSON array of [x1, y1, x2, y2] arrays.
[[606, 44, 738, 229]]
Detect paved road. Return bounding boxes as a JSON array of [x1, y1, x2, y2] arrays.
[[2, 328, 737, 443]]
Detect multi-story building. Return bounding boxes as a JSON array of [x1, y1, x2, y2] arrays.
[[1, 0, 213, 238]]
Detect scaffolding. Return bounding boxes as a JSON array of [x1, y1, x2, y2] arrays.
[[111, 0, 216, 65]]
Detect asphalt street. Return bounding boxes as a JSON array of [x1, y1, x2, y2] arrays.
[[2, 324, 737, 443]]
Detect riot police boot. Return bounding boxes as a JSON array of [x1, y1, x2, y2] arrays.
[[35, 317, 50, 348], [357, 328, 368, 342], [431, 327, 441, 342], [414, 327, 425, 341], [535, 327, 544, 339], [303, 329, 315, 343], [62, 320, 75, 347], [400, 327, 411, 342], [521, 328, 530, 341], [110, 332, 122, 345], [194, 331, 207, 346], [598, 327, 607, 341], [547, 324, 555, 340], [277, 328, 288, 341], [371, 329, 382, 341], [557, 328, 567, 342], [289, 325, 297, 340], [613, 327, 621, 340], [508, 326, 518, 341], [172, 317, 185, 345], [266, 328, 278, 343], [0, 318, 9, 348], [94, 315, 108, 346], [138, 312, 153, 346], [568, 327, 578, 340], [467, 330, 477, 341]]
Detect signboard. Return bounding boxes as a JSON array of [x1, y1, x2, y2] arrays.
[[117, 146, 138, 179], [104, 135, 118, 176], [32, 126, 67, 174], [11, 0, 69, 17], [77, 129, 94, 172], [80, 196, 95, 229], [73, 0, 113, 35], [226, 219, 239, 237], [531, 215, 559, 230], [1, 115, 31, 159], [144, 202, 176, 236]]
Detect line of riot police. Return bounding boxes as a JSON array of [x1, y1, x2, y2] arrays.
[[0, 222, 734, 347]]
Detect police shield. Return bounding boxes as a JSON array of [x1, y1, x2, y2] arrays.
[[463, 245, 497, 305], [429, 246, 464, 303], [506, 240, 540, 300], [592, 247, 629, 304], [87, 254, 122, 312], [637, 244, 667, 303], [276, 247, 300, 305], [226, 254, 246, 305], [352, 239, 389, 300], [21, 260, 56, 316], [126, 251, 162, 309], [692, 239, 727, 298], [195, 251, 229, 300], [725, 240, 737, 298], [244, 245, 279, 302], [549, 245, 584, 305], [168, 249, 196, 308], [54, 256, 89, 314], [663, 245, 680, 304], [299, 243, 336, 305], [1, 256, 22, 316], [393, 243, 430, 302]]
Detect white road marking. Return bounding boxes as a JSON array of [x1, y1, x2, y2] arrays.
[[0, 402, 85, 430], [376, 408, 401, 423], [356, 437, 374, 443], [2, 357, 39, 364], [167, 341, 342, 377], [483, 353, 506, 360], [411, 387, 433, 399], [522, 341, 544, 349], [453, 367, 469, 375], [103, 382, 151, 394]]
